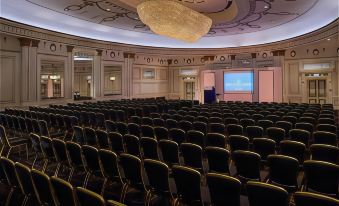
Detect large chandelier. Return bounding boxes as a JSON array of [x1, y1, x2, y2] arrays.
[[137, 0, 212, 43]]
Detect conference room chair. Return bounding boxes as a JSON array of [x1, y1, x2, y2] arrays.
[[181, 143, 204, 173], [302, 160, 339, 198], [153, 118, 165, 127], [50, 176, 77, 206], [76, 187, 105, 206], [267, 127, 286, 144], [205, 146, 230, 174], [206, 133, 226, 148], [316, 124, 337, 134], [66, 141, 85, 182], [294, 192, 339, 206], [279, 140, 306, 165], [229, 135, 250, 152], [193, 121, 208, 135], [52, 138, 69, 177], [172, 165, 203, 206], [105, 120, 117, 132], [116, 122, 128, 136], [313, 131, 337, 146], [140, 137, 159, 160], [154, 126, 169, 140], [108, 132, 125, 154], [31, 169, 57, 206], [289, 129, 311, 147], [252, 138, 276, 162], [1, 157, 20, 205], [123, 134, 141, 157], [169, 128, 186, 145], [247, 181, 289, 206], [40, 136, 55, 173], [143, 159, 174, 206], [310, 144, 339, 164], [206, 173, 241, 206], [141, 125, 155, 138], [275, 121, 292, 138], [232, 150, 261, 182], [299, 117, 317, 126], [84, 127, 97, 146], [82, 145, 101, 188], [158, 140, 180, 167], [209, 123, 226, 135], [96, 129, 110, 149]]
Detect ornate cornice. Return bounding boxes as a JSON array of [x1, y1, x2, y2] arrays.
[[1, 18, 338, 56]]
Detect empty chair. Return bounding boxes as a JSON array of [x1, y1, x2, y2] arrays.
[[247, 181, 289, 206], [240, 118, 255, 131], [266, 115, 280, 124], [116, 122, 128, 136], [108, 132, 124, 154], [166, 119, 178, 130], [98, 149, 123, 196], [51, 176, 77, 206], [123, 134, 141, 157], [313, 131, 337, 146], [0, 125, 28, 159], [140, 137, 159, 160], [52, 138, 69, 177], [143, 159, 174, 206], [303, 160, 339, 197], [282, 116, 297, 126], [172, 165, 202, 206], [232, 150, 261, 182], [226, 124, 243, 136], [66, 141, 85, 182], [82, 145, 101, 188], [73, 126, 85, 145], [252, 114, 264, 123], [31, 169, 57, 206], [246, 126, 263, 142], [141, 125, 155, 138], [205, 147, 230, 174], [267, 155, 299, 192], [30, 133, 43, 169], [289, 129, 310, 147], [84, 127, 97, 146], [206, 133, 226, 148], [209, 123, 225, 135], [153, 118, 165, 127], [96, 130, 110, 149], [14, 162, 35, 206], [76, 187, 105, 206], [154, 126, 168, 140], [318, 118, 336, 125], [294, 192, 339, 206], [195, 116, 208, 124], [141, 117, 153, 126], [193, 121, 208, 135], [295, 122, 314, 134], [96, 113, 105, 129], [316, 124, 337, 134], [181, 143, 203, 172], [299, 117, 317, 125], [258, 120, 274, 135], [127, 123, 140, 137], [1, 157, 20, 205], [253, 138, 276, 162], [206, 173, 241, 206], [159, 140, 180, 167], [224, 117, 239, 126], [119, 154, 147, 204], [275, 121, 292, 138], [40, 135, 55, 172], [267, 127, 285, 144], [105, 120, 116, 132], [179, 120, 193, 132], [229, 135, 249, 152], [279, 140, 306, 165], [169, 128, 186, 145], [310, 144, 339, 164], [209, 117, 223, 124], [186, 130, 205, 147]]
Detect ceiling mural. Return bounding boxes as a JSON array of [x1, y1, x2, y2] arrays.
[[26, 0, 318, 36]]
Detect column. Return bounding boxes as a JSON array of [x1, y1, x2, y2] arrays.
[[123, 52, 135, 99], [230, 54, 237, 68], [167, 59, 173, 96], [272, 50, 285, 67], [66, 45, 74, 99], [18, 38, 31, 102], [93, 49, 103, 99]]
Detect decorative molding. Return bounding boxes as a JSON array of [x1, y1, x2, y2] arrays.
[[1, 18, 338, 56], [66, 45, 74, 52], [18, 37, 31, 47], [123, 52, 135, 59], [31, 39, 40, 47], [96, 49, 103, 56], [272, 50, 285, 56]]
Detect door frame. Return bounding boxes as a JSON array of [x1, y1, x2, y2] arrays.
[[301, 72, 332, 104]]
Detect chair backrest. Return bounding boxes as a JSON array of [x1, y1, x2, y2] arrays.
[[116, 122, 128, 136], [181, 143, 203, 170], [98, 149, 122, 183], [279, 140, 306, 164], [247, 181, 289, 206], [144, 159, 171, 194], [193, 121, 208, 135], [52, 138, 68, 163], [229, 135, 249, 152], [38, 120, 50, 137], [205, 146, 230, 174], [252, 138, 276, 161], [154, 126, 169, 140], [206, 133, 226, 148], [84, 127, 97, 146], [158, 139, 179, 166], [140, 137, 159, 160], [50, 176, 77, 206], [120, 153, 144, 187], [206, 173, 241, 206], [289, 129, 310, 147], [267, 127, 285, 144], [316, 124, 337, 134], [73, 126, 85, 145], [310, 144, 339, 164], [95, 129, 110, 149], [141, 125, 155, 138], [226, 124, 243, 136], [14, 162, 34, 196], [294, 192, 339, 206], [105, 120, 116, 132], [107, 132, 124, 154], [246, 126, 263, 141], [313, 131, 337, 146], [76, 187, 105, 206], [31, 169, 57, 205], [172, 165, 202, 205], [0, 156, 19, 187], [232, 150, 261, 181], [82, 145, 100, 173], [209, 123, 225, 135], [169, 128, 186, 145], [303, 160, 339, 196], [40, 136, 54, 159], [123, 134, 141, 157], [186, 130, 204, 147], [66, 141, 83, 167], [267, 155, 299, 188]]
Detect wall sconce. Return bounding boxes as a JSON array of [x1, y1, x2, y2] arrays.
[[110, 76, 116, 81]]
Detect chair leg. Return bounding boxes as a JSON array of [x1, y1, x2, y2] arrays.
[[6, 147, 12, 158], [101, 178, 107, 196], [42, 159, 49, 173], [5, 188, 14, 206], [120, 184, 128, 203], [83, 173, 90, 188], [68, 168, 75, 182], [21, 196, 29, 206], [54, 163, 61, 177], [32, 155, 38, 169]]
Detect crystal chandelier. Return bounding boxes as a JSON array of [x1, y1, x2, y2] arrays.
[[137, 0, 212, 43]]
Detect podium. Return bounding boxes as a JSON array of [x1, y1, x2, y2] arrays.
[[204, 86, 216, 104]]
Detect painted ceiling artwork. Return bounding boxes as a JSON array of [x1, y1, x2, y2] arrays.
[[2, 0, 338, 48]]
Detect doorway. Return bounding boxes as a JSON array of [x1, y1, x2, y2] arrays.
[[185, 82, 195, 100], [73, 52, 94, 100], [307, 79, 327, 104]]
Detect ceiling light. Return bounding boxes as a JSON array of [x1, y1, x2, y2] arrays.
[[106, 8, 111, 11], [327, 38, 331, 41], [137, 0, 212, 42], [264, 5, 269, 9]]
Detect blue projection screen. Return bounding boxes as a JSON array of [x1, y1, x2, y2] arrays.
[[224, 71, 254, 93]]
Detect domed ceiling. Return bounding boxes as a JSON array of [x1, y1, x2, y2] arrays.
[[2, 0, 338, 48]]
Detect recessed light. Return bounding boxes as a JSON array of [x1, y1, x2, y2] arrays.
[[327, 38, 331, 41], [106, 8, 111, 11], [65, 8, 69, 11], [264, 5, 269, 9]]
